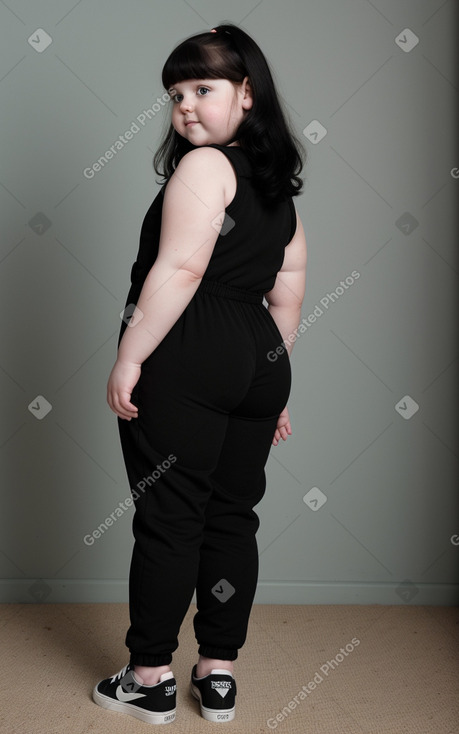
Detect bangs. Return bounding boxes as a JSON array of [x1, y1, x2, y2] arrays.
[[162, 40, 244, 91], [153, 23, 306, 203]]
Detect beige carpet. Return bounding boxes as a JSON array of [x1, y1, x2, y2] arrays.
[[1, 603, 458, 733]]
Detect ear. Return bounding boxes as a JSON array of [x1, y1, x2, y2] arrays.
[[241, 76, 253, 110]]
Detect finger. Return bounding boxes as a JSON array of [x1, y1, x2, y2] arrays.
[[111, 403, 132, 420], [279, 421, 291, 437], [116, 391, 138, 414], [281, 423, 292, 441], [119, 397, 139, 415], [118, 406, 137, 420], [111, 393, 137, 420]]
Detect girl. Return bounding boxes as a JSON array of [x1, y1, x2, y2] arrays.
[[93, 23, 307, 725]]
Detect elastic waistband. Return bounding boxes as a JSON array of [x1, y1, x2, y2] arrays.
[[197, 279, 264, 304]]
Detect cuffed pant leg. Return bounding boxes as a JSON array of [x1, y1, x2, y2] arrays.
[[118, 376, 231, 667], [193, 413, 279, 661]]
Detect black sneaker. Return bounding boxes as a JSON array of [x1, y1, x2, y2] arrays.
[[190, 665, 236, 722], [93, 663, 176, 725]]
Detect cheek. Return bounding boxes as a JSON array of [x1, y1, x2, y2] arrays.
[[203, 106, 227, 125]]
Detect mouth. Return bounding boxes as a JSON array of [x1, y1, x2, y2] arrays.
[[185, 121, 198, 127]]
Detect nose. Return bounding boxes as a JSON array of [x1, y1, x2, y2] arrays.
[[179, 94, 193, 113]]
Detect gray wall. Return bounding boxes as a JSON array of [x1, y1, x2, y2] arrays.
[[0, 0, 457, 605]]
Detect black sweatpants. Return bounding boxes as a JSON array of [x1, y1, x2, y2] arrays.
[[117, 280, 291, 666]]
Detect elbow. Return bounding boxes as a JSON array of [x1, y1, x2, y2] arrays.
[[177, 266, 204, 283], [267, 298, 303, 312]]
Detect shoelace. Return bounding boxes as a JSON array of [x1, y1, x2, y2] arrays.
[[110, 663, 130, 684]]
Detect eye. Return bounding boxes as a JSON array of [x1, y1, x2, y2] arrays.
[[197, 87, 210, 96], [171, 93, 183, 104]]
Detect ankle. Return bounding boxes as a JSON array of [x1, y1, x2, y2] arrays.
[[196, 655, 234, 678], [134, 664, 171, 686]]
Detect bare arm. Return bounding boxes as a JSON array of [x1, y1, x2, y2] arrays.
[[265, 206, 307, 356], [265, 206, 307, 445], [108, 147, 228, 419]]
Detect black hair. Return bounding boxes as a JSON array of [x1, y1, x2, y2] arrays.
[[153, 23, 307, 205]]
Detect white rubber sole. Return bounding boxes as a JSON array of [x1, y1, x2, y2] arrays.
[[93, 686, 176, 725], [190, 682, 235, 723]]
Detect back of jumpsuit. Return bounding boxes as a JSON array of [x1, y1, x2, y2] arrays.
[[117, 143, 297, 667]]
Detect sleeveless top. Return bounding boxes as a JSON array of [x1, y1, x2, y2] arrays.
[[127, 144, 297, 302]]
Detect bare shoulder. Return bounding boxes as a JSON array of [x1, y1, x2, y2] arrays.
[[175, 146, 233, 177], [174, 147, 236, 207], [161, 147, 230, 237]]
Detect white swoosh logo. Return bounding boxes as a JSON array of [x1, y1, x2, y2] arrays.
[[116, 684, 147, 702]]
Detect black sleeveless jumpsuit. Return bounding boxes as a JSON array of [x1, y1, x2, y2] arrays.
[[117, 143, 297, 667]]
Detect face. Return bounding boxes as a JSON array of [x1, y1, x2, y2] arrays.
[[168, 77, 252, 146]]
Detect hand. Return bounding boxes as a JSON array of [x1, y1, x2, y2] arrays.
[[272, 405, 292, 446], [107, 359, 141, 420]]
